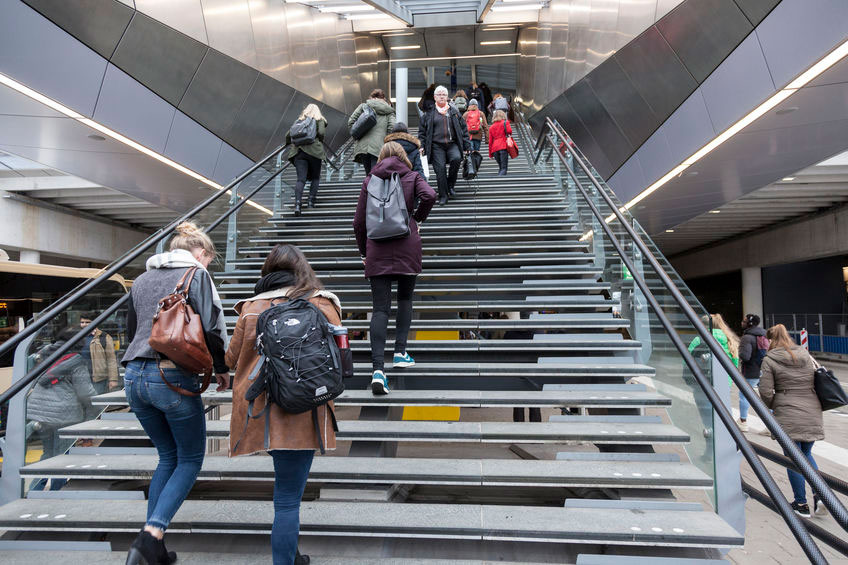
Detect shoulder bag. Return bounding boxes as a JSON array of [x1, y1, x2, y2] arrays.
[[811, 355, 848, 411]]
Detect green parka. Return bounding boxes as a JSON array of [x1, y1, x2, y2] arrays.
[[285, 118, 327, 162], [348, 98, 396, 162]]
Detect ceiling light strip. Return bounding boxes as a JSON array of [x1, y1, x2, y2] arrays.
[[0, 72, 272, 216], [613, 37, 848, 221]]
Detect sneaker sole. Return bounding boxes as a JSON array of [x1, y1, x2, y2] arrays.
[[393, 360, 415, 368], [371, 380, 389, 395], [793, 509, 811, 519]]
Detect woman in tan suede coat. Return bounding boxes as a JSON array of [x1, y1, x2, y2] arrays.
[[226, 243, 342, 564]]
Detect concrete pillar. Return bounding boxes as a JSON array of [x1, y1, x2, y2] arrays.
[[395, 66, 408, 125], [471, 64, 477, 85], [20, 250, 40, 264], [741, 267, 763, 320], [426, 66, 434, 85]]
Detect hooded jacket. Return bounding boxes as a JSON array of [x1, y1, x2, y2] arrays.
[[418, 103, 471, 161], [27, 351, 97, 426], [348, 98, 396, 161], [739, 325, 767, 379], [488, 119, 513, 157], [87, 328, 119, 386], [122, 249, 228, 374], [759, 346, 823, 442], [384, 132, 425, 177], [352, 156, 437, 278], [227, 288, 342, 455]]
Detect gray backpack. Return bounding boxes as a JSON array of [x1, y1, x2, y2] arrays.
[[289, 117, 317, 146], [365, 173, 409, 241]]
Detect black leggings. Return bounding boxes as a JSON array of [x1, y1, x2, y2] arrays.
[[362, 154, 378, 176], [369, 275, 417, 370], [293, 152, 321, 203]]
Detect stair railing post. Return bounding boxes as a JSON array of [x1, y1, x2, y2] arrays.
[[0, 334, 37, 505], [225, 185, 240, 272], [274, 152, 284, 217]]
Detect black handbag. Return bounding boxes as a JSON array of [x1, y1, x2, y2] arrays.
[[812, 358, 848, 411], [462, 154, 477, 180], [470, 150, 483, 172], [350, 104, 377, 140]]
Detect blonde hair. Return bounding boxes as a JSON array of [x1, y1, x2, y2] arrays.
[[492, 110, 507, 123], [378, 141, 412, 170], [711, 313, 739, 360], [454, 90, 467, 99], [169, 221, 216, 259], [493, 93, 503, 99], [767, 324, 797, 361], [299, 103, 324, 122]]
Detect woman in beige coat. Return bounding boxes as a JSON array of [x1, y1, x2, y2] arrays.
[[227, 244, 342, 564], [759, 324, 824, 518]]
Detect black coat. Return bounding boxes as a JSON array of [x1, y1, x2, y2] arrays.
[[418, 104, 471, 161], [385, 132, 425, 178]]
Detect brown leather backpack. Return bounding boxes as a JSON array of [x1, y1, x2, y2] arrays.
[[148, 267, 212, 396]]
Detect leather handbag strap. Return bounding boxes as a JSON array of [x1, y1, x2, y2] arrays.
[[174, 266, 198, 296], [158, 360, 211, 397]]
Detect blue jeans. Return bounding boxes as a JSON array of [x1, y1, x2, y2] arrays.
[[738, 377, 759, 420], [124, 360, 205, 531], [786, 441, 818, 504], [470, 139, 481, 152], [271, 449, 315, 565]]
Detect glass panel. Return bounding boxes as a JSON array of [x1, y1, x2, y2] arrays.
[[522, 116, 718, 508]]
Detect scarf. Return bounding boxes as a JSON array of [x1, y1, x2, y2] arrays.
[[145, 249, 229, 347], [254, 270, 296, 296], [436, 102, 449, 116]]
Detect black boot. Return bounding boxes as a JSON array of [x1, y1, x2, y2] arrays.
[[125, 530, 175, 564], [295, 549, 310, 564], [307, 198, 316, 208], [294, 198, 302, 216], [438, 196, 447, 206]]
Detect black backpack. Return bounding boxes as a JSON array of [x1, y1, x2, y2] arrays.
[[290, 117, 317, 146], [239, 298, 345, 453], [350, 103, 377, 140]]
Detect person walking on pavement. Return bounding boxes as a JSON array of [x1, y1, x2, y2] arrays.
[[79, 312, 120, 394], [418, 85, 470, 206], [353, 142, 436, 395], [122, 222, 230, 565], [285, 104, 327, 216], [758, 324, 825, 518], [738, 314, 769, 431], [385, 122, 425, 178], [348, 89, 396, 176], [463, 99, 488, 153], [227, 244, 342, 564], [488, 110, 512, 176]]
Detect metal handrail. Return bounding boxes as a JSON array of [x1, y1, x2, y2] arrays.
[[0, 144, 296, 406], [527, 116, 844, 563], [0, 142, 292, 362]]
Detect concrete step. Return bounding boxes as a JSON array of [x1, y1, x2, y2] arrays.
[[248, 231, 583, 245], [21, 455, 711, 489], [91, 388, 670, 409], [59, 419, 691, 444], [238, 242, 588, 257], [219, 280, 610, 296], [257, 221, 580, 236], [0, 499, 742, 548], [215, 266, 604, 282], [228, 253, 593, 270]]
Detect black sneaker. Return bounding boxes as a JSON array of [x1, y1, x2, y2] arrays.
[[791, 501, 811, 518]]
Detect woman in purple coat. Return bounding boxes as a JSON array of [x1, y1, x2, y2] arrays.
[[353, 142, 437, 395]]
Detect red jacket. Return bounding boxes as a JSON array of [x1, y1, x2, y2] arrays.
[[488, 120, 512, 158]]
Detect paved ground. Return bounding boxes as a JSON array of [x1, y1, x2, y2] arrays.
[[724, 358, 848, 564]]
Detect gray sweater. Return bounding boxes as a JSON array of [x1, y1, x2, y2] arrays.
[[122, 267, 228, 373]]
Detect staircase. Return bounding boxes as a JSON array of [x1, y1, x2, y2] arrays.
[[0, 132, 743, 562]]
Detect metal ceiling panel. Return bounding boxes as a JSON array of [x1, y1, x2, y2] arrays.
[[612, 25, 697, 122], [631, 125, 673, 187], [424, 27, 476, 58], [546, 22, 568, 101], [564, 78, 633, 177], [732, 0, 779, 26], [317, 16, 346, 111], [585, 56, 658, 149], [22, 0, 134, 59], [660, 89, 715, 170], [261, 91, 306, 156], [179, 49, 259, 139], [248, 1, 292, 84], [655, 0, 751, 83], [586, 0, 621, 71], [93, 64, 176, 154], [134, 0, 209, 44], [212, 143, 253, 185], [564, 0, 592, 90], [163, 111, 223, 179], [699, 32, 776, 133], [755, 0, 848, 89], [615, 0, 659, 43], [0, 0, 109, 118], [532, 22, 552, 113], [225, 73, 296, 160], [606, 151, 647, 203], [654, 0, 685, 20], [200, 0, 258, 68], [337, 27, 362, 113], [517, 26, 537, 108], [111, 12, 208, 107], [552, 94, 615, 179], [810, 56, 848, 89]]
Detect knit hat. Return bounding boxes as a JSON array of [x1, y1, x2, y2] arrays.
[[469, 99, 478, 107]]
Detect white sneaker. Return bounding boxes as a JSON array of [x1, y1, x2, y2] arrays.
[[738, 419, 749, 432], [757, 427, 772, 437]]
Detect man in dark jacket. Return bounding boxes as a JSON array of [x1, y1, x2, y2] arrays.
[[737, 313, 769, 430], [418, 85, 471, 206]]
